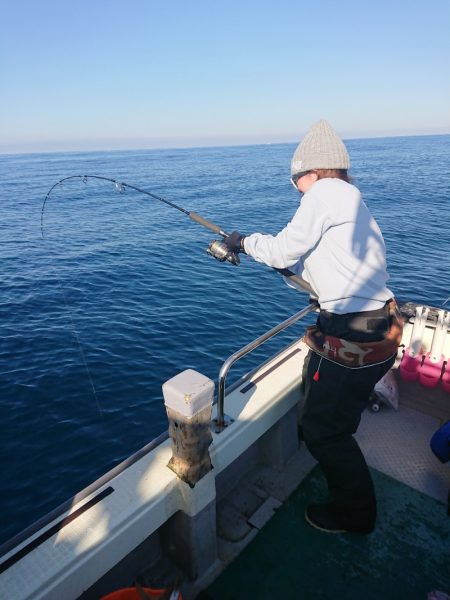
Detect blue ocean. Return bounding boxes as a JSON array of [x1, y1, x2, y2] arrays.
[[1, 135, 449, 545]]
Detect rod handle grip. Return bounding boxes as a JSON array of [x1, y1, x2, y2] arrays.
[[275, 268, 317, 298], [189, 211, 224, 235]]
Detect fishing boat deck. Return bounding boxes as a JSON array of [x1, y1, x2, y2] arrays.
[[204, 403, 450, 600]]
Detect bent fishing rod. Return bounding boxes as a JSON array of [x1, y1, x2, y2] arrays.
[[41, 175, 316, 298]]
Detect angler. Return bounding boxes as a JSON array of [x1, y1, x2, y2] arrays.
[[220, 119, 403, 535]]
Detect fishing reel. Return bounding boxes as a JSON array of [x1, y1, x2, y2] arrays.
[[207, 240, 240, 265]]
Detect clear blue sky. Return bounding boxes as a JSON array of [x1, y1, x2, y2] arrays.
[[1, 0, 449, 153]]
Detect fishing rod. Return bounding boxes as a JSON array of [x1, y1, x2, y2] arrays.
[[41, 175, 316, 298]]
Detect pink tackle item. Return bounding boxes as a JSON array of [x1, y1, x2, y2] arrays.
[[399, 349, 422, 381], [418, 352, 444, 388]]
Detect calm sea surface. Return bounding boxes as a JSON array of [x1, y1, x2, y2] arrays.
[[0, 135, 449, 544]]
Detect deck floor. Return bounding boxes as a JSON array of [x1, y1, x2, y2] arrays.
[[206, 405, 450, 600], [357, 404, 450, 504], [206, 465, 450, 599]]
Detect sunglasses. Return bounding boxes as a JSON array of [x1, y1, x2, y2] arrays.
[[290, 171, 311, 188]]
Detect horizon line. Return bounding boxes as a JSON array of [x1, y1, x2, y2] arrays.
[[1, 131, 449, 158]]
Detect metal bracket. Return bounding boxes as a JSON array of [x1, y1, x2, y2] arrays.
[[211, 414, 235, 433]]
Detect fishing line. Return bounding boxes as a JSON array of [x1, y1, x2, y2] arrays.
[[40, 174, 228, 422], [40, 175, 221, 423], [55, 276, 105, 421], [41, 179, 117, 421]]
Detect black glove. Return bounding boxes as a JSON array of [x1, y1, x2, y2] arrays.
[[224, 231, 245, 253]]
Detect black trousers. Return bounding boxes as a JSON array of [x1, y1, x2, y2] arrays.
[[301, 303, 394, 512]]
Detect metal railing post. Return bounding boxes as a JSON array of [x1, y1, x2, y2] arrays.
[[214, 302, 318, 432]]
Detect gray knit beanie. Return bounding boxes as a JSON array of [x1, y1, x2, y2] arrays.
[[290, 119, 350, 176]]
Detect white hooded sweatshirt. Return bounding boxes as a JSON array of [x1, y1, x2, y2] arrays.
[[243, 178, 393, 314]]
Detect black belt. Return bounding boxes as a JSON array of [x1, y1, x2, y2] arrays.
[[318, 302, 390, 343]]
